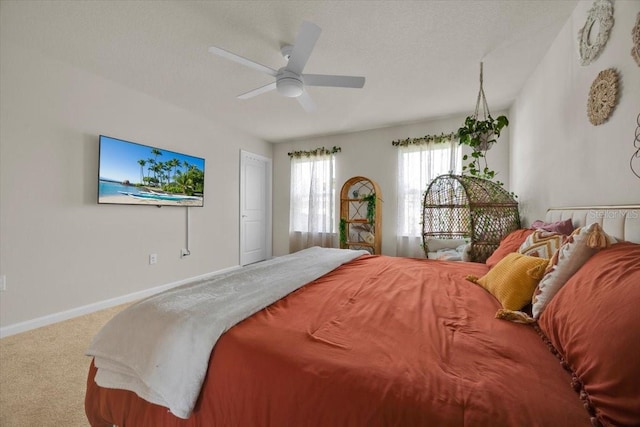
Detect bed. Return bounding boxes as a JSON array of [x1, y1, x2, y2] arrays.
[[85, 205, 640, 427]]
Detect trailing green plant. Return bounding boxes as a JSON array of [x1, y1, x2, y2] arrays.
[[360, 193, 377, 226], [339, 218, 347, 246], [457, 114, 508, 180]]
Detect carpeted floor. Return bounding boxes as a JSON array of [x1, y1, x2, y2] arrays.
[[0, 303, 130, 427]]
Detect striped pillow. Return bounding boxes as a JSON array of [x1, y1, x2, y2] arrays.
[[518, 230, 565, 259]]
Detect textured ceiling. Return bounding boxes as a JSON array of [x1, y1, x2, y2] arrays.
[[1, 0, 578, 142]]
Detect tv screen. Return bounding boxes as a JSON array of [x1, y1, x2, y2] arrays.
[[98, 135, 205, 207]]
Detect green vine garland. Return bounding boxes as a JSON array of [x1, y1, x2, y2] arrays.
[[391, 132, 456, 147], [288, 146, 341, 158]]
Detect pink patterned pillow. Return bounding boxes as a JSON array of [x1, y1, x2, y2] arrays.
[[530, 218, 574, 236]]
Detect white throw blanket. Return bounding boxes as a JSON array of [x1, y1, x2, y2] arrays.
[[86, 247, 367, 419]]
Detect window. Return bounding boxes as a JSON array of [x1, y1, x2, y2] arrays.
[[289, 152, 337, 252], [396, 137, 461, 257]]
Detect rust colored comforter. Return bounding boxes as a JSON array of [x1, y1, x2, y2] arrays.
[[86, 255, 589, 426]]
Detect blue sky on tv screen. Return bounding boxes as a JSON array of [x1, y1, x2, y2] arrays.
[[99, 136, 205, 183]]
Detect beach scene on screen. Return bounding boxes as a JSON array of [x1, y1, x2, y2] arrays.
[[98, 136, 205, 207]]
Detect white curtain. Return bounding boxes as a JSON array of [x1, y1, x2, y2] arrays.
[[289, 153, 336, 252], [396, 138, 461, 257]]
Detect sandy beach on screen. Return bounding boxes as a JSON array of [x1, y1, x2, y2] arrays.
[[99, 195, 203, 207]]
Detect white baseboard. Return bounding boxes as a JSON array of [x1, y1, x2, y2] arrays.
[[0, 265, 241, 339]]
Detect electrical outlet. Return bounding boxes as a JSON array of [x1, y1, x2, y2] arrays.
[[0, 275, 5, 291], [149, 254, 158, 265]]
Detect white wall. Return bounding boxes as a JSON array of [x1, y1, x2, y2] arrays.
[[511, 0, 640, 223], [273, 112, 511, 257], [0, 40, 272, 328]]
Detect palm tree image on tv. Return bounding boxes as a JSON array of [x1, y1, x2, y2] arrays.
[[98, 136, 205, 206], [139, 152, 204, 196]]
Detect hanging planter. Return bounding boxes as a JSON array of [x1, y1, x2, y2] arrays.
[[457, 63, 509, 180]]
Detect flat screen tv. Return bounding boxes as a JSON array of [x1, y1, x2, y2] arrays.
[[98, 135, 205, 207]]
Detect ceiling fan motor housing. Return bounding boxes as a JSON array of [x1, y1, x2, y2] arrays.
[[280, 45, 293, 60], [209, 21, 364, 110], [276, 69, 304, 98]]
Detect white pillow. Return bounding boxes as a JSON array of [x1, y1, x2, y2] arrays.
[[434, 249, 463, 261], [427, 243, 470, 262], [425, 238, 468, 252], [531, 223, 616, 318]]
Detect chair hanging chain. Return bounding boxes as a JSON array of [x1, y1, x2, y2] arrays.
[[473, 62, 491, 121]]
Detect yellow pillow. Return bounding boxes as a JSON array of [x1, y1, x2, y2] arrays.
[[468, 252, 549, 311]]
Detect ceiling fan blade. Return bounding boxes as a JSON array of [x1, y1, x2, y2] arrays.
[[286, 21, 321, 75], [237, 82, 277, 99], [303, 74, 365, 88], [208, 46, 278, 77], [297, 90, 316, 112]]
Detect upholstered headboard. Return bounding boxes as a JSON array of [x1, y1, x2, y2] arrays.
[[546, 205, 640, 244]]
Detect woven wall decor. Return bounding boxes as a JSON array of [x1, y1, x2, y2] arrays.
[[631, 114, 640, 180], [587, 68, 619, 126], [632, 12, 640, 67], [578, 0, 614, 66]]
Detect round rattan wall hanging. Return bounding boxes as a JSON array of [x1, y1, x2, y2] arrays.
[[587, 68, 619, 126], [632, 12, 640, 67], [578, 0, 614, 66]]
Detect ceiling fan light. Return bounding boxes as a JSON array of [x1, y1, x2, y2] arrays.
[[277, 77, 304, 98]]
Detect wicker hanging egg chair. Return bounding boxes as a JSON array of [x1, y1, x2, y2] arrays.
[[422, 174, 520, 263]]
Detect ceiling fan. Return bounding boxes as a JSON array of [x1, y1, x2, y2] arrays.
[[208, 21, 365, 112]]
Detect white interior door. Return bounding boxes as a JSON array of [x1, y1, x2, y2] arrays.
[[240, 151, 272, 266]]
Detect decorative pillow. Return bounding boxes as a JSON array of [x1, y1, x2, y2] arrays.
[[427, 244, 470, 262], [537, 242, 640, 426], [425, 238, 468, 252], [531, 222, 616, 319], [485, 229, 534, 269], [518, 230, 565, 258], [530, 218, 575, 235], [468, 252, 549, 311], [432, 249, 462, 261]]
